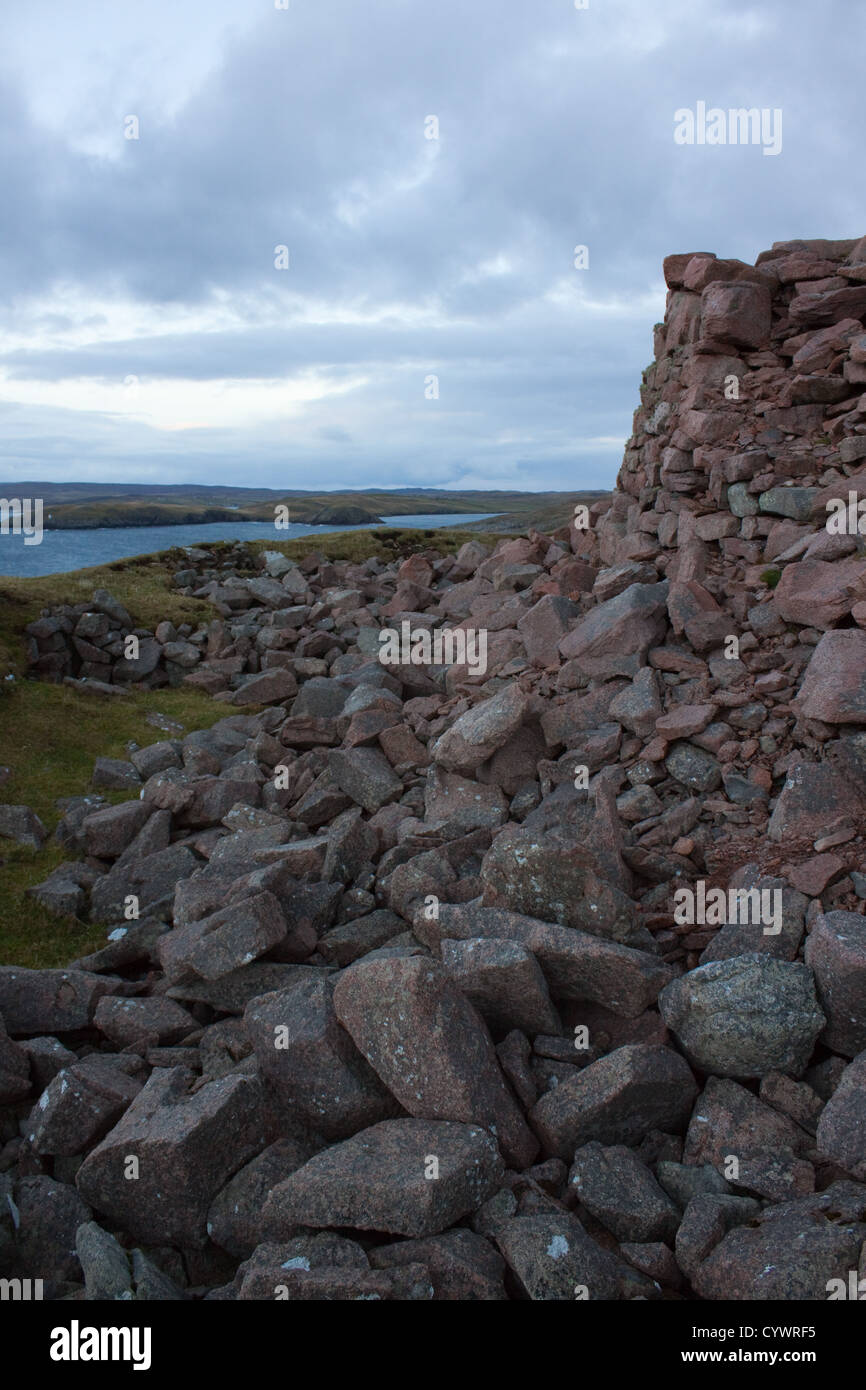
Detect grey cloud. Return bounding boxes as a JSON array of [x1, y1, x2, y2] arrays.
[[0, 0, 863, 490]]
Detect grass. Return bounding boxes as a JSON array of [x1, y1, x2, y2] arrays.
[[0, 682, 231, 968], [1, 843, 111, 970]]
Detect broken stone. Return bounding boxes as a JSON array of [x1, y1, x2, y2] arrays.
[[431, 683, 530, 774], [479, 822, 639, 945], [692, 1183, 866, 1300], [0, 967, 120, 1036], [0, 804, 47, 850], [816, 1052, 866, 1180], [263, 1119, 504, 1238], [805, 912, 866, 1057], [568, 1142, 680, 1243], [440, 937, 562, 1037], [530, 1044, 697, 1160], [207, 1132, 327, 1258], [245, 974, 397, 1140], [332, 955, 538, 1169], [796, 629, 866, 725], [558, 582, 669, 678], [28, 1056, 143, 1157], [76, 1067, 267, 1248], [94, 996, 196, 1051], [158, 891, 287, 984], [327, 747, 403, 812], [494, 1210, 655, 1301]]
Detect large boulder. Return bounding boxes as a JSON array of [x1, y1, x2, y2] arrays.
[[157, 891, 287, 984], [426, 904, 672, 1017], [774, 558, 866, 629], [659, 954, 825, 1079], [332, 956, 538, 1169], [81, 801, 153, 859], [245, 975, 397, 1140], [76, 1067, 267, 1248], [557, 582, 669, 678], [682, 1077, 813, 1198], [440, 937, 562, 1037], [517, 595, 581, 667], [796, 630, 866, 724], [262, 1119, 504, 1239], [805, 912, 866, 1057], [568, 1142, 680, 1244], [27, 1056, 143, 1157], [816, 1052, 866, 1181], [0, 967, 120, 1035], [768, 761, 866, 842], [494, 1210, 656, 1301], [432, 683, 530, 773], [700, 281, 772, 348], [530, 1044, 698, 1160], [692, 1184, 866, 1300], [327, 747, 403, 812], [479, 823, 639, 945], [0, 805, 47, 850]]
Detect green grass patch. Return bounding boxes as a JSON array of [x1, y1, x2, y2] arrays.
[[0, 681, 227, 823], [0, 681, 229, 968], [0, 843, 109, 970], [760, 567, 782, 589]]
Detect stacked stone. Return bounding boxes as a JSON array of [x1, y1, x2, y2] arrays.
[[25, 587, 203, 689]]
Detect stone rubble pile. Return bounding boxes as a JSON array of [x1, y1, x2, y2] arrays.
[[3, 236, 866, 1301], [23, 545, 262, 688]]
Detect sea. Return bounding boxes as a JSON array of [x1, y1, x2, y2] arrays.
[[0, 514, 497, 579]]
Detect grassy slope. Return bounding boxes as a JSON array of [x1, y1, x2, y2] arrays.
[[0, 684, 230, 968], [0, 526, 508, 967]]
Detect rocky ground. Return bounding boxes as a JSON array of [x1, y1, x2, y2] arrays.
[[2, 234, 866, 1302]]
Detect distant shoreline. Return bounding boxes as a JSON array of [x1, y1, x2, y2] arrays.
[[38, 515, 379, 531], [35, 507, 538, 533], [36, 505, 491, 531], [0, 513, 506, 580]]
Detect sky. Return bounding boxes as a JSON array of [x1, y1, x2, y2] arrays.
[[0, 0, 863, 494]]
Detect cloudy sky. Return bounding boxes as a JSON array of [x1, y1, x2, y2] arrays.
[[0, 0, 862, 494]]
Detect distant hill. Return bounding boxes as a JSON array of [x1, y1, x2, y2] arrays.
[[2, 483, 608, 533], [306, 504, 383, 525]]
